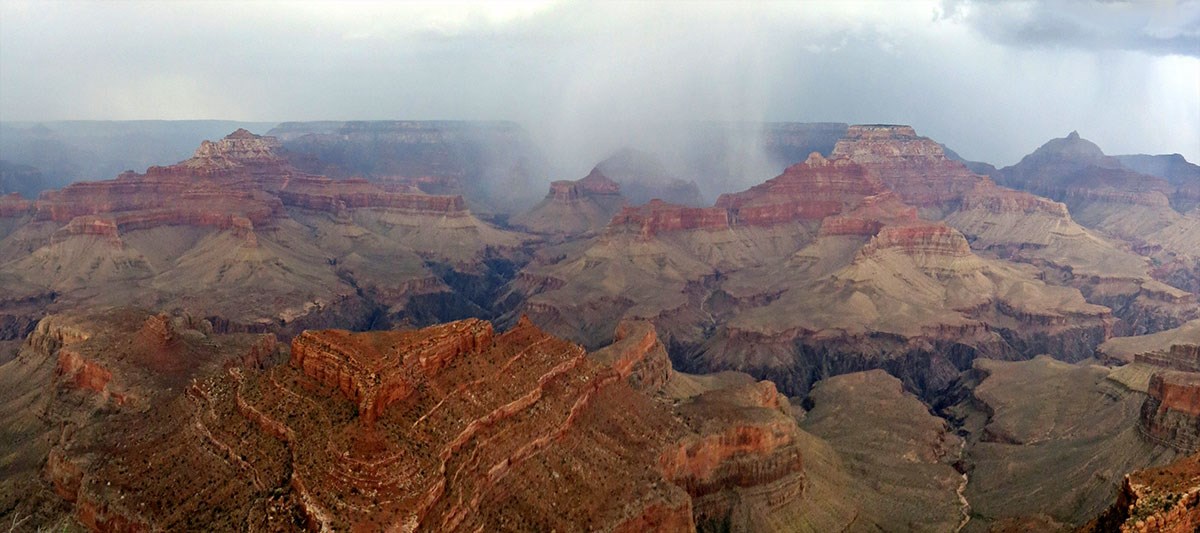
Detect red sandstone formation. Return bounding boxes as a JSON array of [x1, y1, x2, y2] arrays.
[[1, 309, 807, 531], [279, 177, 467, 215], [817, 191, 918, 236], [610, 199, 731, 237], [1086, 453, 1200, 533], [829, 125, 985, 208], [289, 319, 495, 424], [0, 129, 531, 339], [716, 152, 884, 226], [857, 222, 973, 259], [1141, 369, 1200, 453]]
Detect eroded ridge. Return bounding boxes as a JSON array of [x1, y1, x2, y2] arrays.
[[3, 310, 809, 532]]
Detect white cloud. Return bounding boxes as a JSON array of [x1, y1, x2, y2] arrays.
[[0, 0, 1196, 166]]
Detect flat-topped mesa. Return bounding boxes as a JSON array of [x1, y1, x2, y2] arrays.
[[716, 153, 886, 226], [32, 148, 289, 229], [289, 319, 495, 423], [831, 124, 986, 208], [833, 125, 941, 161], [1141, 371, 1200, 452], [857, 222, 974, 260], [1138, 344, 1200, 373], [50, 210, 266, 247], [277, 175, 467, 215], [545, 168, 622, 202], [0, 192, 32, 217], [609, 199, 730, 237]]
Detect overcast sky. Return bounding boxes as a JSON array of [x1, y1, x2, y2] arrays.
[[1, 0, 1197, 167]]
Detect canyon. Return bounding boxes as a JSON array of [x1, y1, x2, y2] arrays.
[[0, 308, 811, 531], [1, 121, 1198, 531], [0, 129, 533, 341], [507, 125, 1192, 401]]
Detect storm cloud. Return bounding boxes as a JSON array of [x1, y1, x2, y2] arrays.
[[1, 0, 1197, 176]]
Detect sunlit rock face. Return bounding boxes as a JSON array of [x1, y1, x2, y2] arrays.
[[0, 309, 808, 531]]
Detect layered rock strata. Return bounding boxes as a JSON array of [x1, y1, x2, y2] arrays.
[[0, 309, 808, 531], [511, 168, 627, 236], [510, 125, 1130, 398], [0, 129, 532, 337]]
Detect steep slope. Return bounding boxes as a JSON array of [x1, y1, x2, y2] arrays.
[[510, 167, 627, 236], [1086, 452, 1200, 533], [0, 129, 533, 338], [509, 132, 1126, 398], [997, 132, 1200, 295], [1117, 153, 1200, 212], [794, 370, 966, 532], [834, 126, 1195, 335], [945, 356, 1178, 530], [0, 310, 808, 532], [1084, 325, 1200, 531]]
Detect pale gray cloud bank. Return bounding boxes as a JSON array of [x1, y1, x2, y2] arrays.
[[1, 0, 1197, 168]]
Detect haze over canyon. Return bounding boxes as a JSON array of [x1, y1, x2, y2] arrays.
[[1, 1, 1199, 532]]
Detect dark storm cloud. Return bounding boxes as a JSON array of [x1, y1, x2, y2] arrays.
[[0, 1, 1197, 177], [943, 0, 1200, 57]]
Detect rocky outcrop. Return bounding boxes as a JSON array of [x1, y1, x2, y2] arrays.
[[857, 222, 973, 260], [661, 381, 805, 526], [590, 319, 674, 393], [289, 319, 496, 423], [276, 175, 468, 215], [817, 191, 917, 236], [3, 309, 810, 531], [716, 152, 884, 226], [1086, 453, 1200, 533], [1141, 371, 1200, 452], [511, 167, 627, 236], [1137, 344, 1200, 374], [609, 199, 730, 237], [829, 125, 984, 208], [184, 128, 286, 171]]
